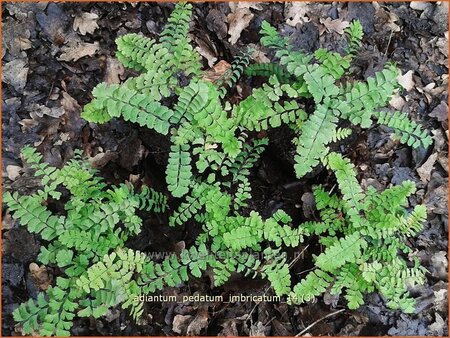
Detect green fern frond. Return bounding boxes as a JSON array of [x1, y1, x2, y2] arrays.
[[289, 270, 334, 304], [82, 83, 174, 134], [337, 64, 399, 127], [259, 20, 289, 50], [314, 48, 351, 80], [294, 104, 338, 178], [245, 62, 292, 83], [374, 110, 433, 148], [160, 2, 202, 75], [217, 48, 253, 97], [314, 232, 367, 272], [325, 152, 366, 226], [345, 20, 364, 56], [115, 33, 158, 72], [166, 143, 193, 198]]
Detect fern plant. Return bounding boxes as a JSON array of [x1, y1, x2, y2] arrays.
[[4, 147, 167, 336], [237, 20, 433, 178], [288, 152, 427, 313], [7, 3, 432, 336]]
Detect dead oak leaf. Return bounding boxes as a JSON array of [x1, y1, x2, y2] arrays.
[[6, 165, 22, 181], [172, 315, 193, 335], [429, 101, 448, 122], [417, 153, 438, 182], [29, 263, 52, 290], [104, 56, 125, 84], [285, 2, 310, 26], [58, 41, 99, 62], [397, 70, 415, 91], [228, 7, 254, 45], [186, 307, 209, 336], [320, 18, 350, 35], [73, 12, 99, 35], [202, 60, 231, 83]]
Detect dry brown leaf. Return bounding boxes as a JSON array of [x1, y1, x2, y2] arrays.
[[389, 94, 406, 111], [29, 263, 52, 290], [320, 18, 350, 35], [410, 2, 430, 11], [397, 70, 415, 91], [219, 319, 239, 336], [104, 56, 125, 84], [250, 43, 270, 63], [2, 211, 15, 230], [417, 153, 438, 182], [2, 59, 29, 93], [58, 41, 99, 62], [19, 112, 41, 132], [193, 33, 218, 68], [6, 165, 22, 181], [250, 321, 266, 336], [285, 2, 310, 26], [429, 101, 448, 122], [186, 307, 209, 336], [202, 60, 231, 83], [229, 2, 263, 11], [172, 315, 193, 335], [73, 12, 99, 35], [89, 151, 119, 169], [228, 6, 254, 45]]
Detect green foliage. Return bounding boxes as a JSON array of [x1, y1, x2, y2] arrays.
[[6, 147, 167, 336], [217, 48, 253, 97], [289, 152, 427, 312], [345, 20, 364, 55], [253, 20, 432, 178], [10, 6, 432, 336], [245, 62, 292, 83]]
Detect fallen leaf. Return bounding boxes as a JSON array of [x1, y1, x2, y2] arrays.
[[29, 263, 52, 290], [410, 2, 430, 11], [206, 9, 228, 39], [320, 18, 350, 35], [89, 151, 119, 169], [6, 165, 22, 181], [58, 41, 99, 62], [19, 112, 40, 132], [397, 70, 415, 91], [219, 319, 239, 336], [416, 153, 437, 182], [202, 60, 231, 83], [2, 59, 29, 93], [2, 17, 32, 57], [29, 103, 64, 118], [193, 33, 218, 68], [250, 321, 266, 336], [285, 2, 310, 26], [389, 94, 406, 110], [429, 313, 446, 336], [229, 2, 263, 11], [430, 251, 448, 280], [251, 43, 270, 63], [73, 12, 99, 35], [104, 56, 125, 84], [228, 6, 254, 45], [186, 307, 209, 336], [2, 211, 16, 230], [429, 101, 448, 122], [172, 315, 193, 335]]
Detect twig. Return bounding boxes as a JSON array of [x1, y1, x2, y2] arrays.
[[288, 244, 309, 269], [295, 308, 345, 336], [384, 29, 394, 58]]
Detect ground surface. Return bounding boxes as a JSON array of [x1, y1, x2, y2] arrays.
[[1, 2, 449, 336]]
